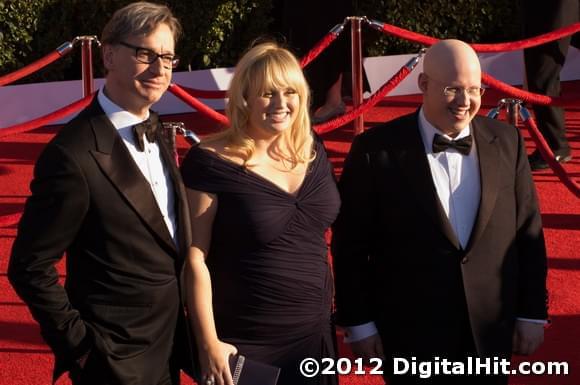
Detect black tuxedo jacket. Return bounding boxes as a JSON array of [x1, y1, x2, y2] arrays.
[[8, 98, 194, 384], [332, 111, 548, 357]]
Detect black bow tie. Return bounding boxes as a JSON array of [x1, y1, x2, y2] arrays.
[[432, 133, 473, 155], [132, 115, 158, 152]]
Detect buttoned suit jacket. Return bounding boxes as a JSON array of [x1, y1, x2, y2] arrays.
[[331, 111, 548, 358], [8, 98, 194, 384]]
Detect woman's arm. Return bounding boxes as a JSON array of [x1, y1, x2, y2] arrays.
[[184, 188, 237, 385]]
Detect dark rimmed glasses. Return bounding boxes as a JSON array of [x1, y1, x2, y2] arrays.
[[118, 41, 179, 69]]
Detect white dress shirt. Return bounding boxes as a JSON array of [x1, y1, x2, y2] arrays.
[[97, 89, 177, 245], [418, 107, 480, 249]]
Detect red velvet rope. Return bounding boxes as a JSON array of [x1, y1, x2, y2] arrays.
[[314, 66, 412, 134], [471, 23, 580, 52], [168, 18, 580, 136], [0, 212, 22, 228], [481, 72, 570, 107], [168, 84, 229, 126], [0, 94, 94, 139], [379, 23, 438, 46], [0, 51, 62, 87], [171, 64, 413, 135], [300, 31, 340, 68], [180, 29, 342, 100], [379, 22, 580, 52], [523, 117, 580, 197]]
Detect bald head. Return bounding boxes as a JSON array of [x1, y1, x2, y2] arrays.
[[423, 39, 481, 81], [418, 39, 483, 137]]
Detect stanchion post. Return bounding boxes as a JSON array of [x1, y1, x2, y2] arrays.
[[82, 39, 94, 97], [75, 36, 100, 97], [497, 98, 523, 127], [506, 101, 520, 127], [350, 17, 364, 134]]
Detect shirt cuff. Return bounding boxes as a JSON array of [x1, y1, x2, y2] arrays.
[[516, 317, 548, 325], [343, 322, 379, 343]]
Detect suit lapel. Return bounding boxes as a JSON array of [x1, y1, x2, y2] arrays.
[[465, 117, 500, 252], [392, 113, 461, 249], [87, 102, 177, 254], [155, 117, 191, 258]]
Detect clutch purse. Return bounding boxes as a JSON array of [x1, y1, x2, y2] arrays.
[[228, 354, 281, 385]]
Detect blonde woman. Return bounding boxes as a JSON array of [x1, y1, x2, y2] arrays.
[[180, 42, 340, 385]]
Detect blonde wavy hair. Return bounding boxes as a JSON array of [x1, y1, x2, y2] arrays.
[[218, 42, 315, 167]]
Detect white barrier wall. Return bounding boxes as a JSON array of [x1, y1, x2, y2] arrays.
[[0, 68, 232, 128], [363, 47, 580, 95], [1, 48, 579, 129]]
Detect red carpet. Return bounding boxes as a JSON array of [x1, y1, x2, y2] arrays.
[[0, 83, 579, 385]]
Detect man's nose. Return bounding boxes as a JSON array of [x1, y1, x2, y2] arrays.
[[149, 57, 165, 75], [455, 89, 470, 105]]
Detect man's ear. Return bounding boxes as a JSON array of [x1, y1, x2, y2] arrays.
[[102, 45, 115, 71], [417, 73, 428, 93]]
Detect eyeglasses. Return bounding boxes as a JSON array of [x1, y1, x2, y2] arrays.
[[118, 41, 179, 69], [443, 86, 485, 97]]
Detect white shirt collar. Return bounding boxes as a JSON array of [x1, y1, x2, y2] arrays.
[[418, 107, 471, 154], [97, 87, 149, 131]]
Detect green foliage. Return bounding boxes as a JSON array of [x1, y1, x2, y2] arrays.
[[177, 0, 272, 69], [0, 0, 273, 82], [0, 0, 521, 84], [0, 0, 134, 83], [0, 0, 52, 73]]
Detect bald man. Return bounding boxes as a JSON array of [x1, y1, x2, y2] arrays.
[[331, 40, 548, 385]]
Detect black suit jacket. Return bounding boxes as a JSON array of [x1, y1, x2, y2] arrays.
[[332, 111, 548, 357], [8, 98, 194, 384]]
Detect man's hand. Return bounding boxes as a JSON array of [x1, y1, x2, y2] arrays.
[[348, 333, 385, 363], [512, 320, 544, 355]]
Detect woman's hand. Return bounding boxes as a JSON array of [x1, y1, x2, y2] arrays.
[[200, 340, 238, 385]]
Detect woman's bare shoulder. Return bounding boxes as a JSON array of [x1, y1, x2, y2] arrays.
[[199, 136, 228, 153]]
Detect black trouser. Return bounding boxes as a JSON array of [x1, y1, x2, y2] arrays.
[[522, 0, 579, 154]]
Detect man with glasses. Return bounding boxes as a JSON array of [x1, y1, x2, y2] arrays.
[[8, 2, 194, 384], [332, 39, 548, 384]]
